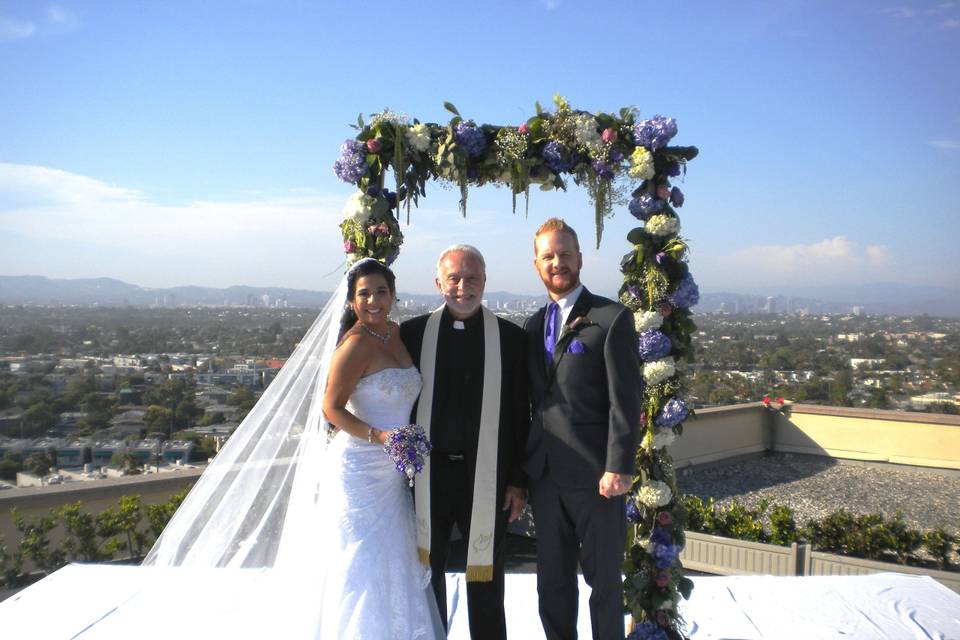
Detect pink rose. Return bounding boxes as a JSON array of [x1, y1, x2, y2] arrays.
[[776, 396, 785, 406], [602, 127, 617, 143], [657, 511, 673, 526], [763, 395, 771, 406], [343, 240, 356, 252], [659, 302, 673, 317], [640, 411, 647, 426], [518, 122, 530, 135], [376, 223, 389, 235], [656, 611, 671, 627], [655, 572, 670, 587], [366, 139, 383, 153], [656, 184, 671, 200]]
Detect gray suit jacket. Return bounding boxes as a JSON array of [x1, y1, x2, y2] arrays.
[[524, 288, 642, 488]]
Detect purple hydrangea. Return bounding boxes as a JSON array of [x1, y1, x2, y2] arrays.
[[626, 498, 641, 523], [665, 162, 682, 177], [609, 149, 625, 163], [628, 193, 665, 221], [670, 186, 684, 207], [669, 273, 700, 309], [627, 284, 642, 300], [333, 139, 369, 184], [542, 140, 574, 173], [650, 526, 671, 546], [652, 540, 681, 570], [656, 398, 688, 429], [592, 159, 614, 180], [633, 115, 678, 150], [638, 330, 672, 361], [455, 121, 487, 157], [627, 622, 668, 640]]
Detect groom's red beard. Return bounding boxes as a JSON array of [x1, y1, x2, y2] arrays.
[[539, 268, 580, 298]]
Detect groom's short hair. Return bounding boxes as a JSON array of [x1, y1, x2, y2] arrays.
[[436, 244, 486, 274], [534, 217, 580, 252]]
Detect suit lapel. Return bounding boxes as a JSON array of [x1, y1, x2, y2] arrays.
[[546, 288, 594, 387], [531, 305, 548, 384]]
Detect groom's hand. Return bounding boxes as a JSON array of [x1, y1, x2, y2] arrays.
[[598, 472, 631, 498], [502, 485, 527, 523]]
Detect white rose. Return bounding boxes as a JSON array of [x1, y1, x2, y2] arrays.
[[405, 123, 431, 153], [643, 357, 675, 385], [342, 192, 374, 224], [634, 310, 663, 333], [645, 214, 680, 237]]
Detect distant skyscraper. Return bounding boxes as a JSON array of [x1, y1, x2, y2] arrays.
[[852, 305, 864, 316]]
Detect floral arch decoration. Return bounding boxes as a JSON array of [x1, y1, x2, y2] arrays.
[[334, 95, 699, 639]]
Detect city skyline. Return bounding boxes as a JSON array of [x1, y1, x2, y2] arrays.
[[1, 1, 958, 296]]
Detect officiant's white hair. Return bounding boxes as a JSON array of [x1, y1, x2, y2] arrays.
[[436, 244, 486, 273]]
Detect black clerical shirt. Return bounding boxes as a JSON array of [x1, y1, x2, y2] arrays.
[[433, 307, 484, 454]]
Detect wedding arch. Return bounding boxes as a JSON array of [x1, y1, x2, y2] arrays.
[[334, 95, 699, 639]]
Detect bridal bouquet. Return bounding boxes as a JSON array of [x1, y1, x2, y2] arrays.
[[383, 424, 432, 487]]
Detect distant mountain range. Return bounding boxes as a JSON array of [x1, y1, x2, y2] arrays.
[[1, 275, 958, 317], [0, 275, 544, 310]]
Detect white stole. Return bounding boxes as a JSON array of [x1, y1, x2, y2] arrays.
[[415, 306, 502, 582]]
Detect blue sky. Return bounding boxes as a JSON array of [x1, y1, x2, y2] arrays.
[[1, 0, 958, 297]]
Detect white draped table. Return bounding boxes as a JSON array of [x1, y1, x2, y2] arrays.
[[1, 565, 958, 639]]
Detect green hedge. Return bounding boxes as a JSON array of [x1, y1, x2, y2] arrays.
[[0, 488, 189, 589], [683, 495, 959, 571]]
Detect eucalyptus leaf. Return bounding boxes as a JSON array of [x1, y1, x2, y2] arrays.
[[443, 101, 460, 117]]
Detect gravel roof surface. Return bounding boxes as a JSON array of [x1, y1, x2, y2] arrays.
[[676, 453, 960, 534]]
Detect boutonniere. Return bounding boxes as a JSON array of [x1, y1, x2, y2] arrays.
[[558, 315, 594, 341]]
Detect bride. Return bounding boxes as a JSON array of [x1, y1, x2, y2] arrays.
[[143, 258, 444, 639]]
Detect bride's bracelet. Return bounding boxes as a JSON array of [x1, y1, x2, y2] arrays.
[[367, 426, 376, 444]]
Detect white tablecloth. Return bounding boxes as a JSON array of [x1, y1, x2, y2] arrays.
[[2, 565, 958, 639]]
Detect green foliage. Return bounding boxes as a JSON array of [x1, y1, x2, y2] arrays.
[[922, 528, 957, 570], [0, 452, 24, 480], [683, 496, 956, 572], [1, 487, 191, 588], [11, 508, 64, 574], [56, 502, 108, 563], [0, 536, 24, 588], [768, 505, 798, 546]]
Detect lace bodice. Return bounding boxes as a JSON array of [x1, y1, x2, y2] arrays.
[[345, 366, 422, 432]]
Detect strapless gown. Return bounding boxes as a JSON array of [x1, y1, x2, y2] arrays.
[[313, 366, 443, 639]]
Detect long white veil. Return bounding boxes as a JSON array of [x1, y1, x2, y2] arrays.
[[143, 270, 352, 569]]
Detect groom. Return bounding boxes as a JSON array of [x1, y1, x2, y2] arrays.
[[524, 218, 642, 640], [400, 244, 529, 640]]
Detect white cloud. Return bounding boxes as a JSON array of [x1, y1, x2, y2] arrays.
[[541, 0, 560, 10], [941, 17, 960, 27], [716, 236, 896, 286], [866, 244, 891, 266], [926, 1, 957, 14], [0, 162, 345, 257], [0, 17, 35, 41], [882, 6, 917, 18], [928, 138, 960, 150], [46, 5, 79, 30]]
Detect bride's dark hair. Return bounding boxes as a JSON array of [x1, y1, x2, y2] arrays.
[[338, 259, 397, 341]]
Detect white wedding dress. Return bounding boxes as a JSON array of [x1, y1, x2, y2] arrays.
[[310, 365, 443, 640]]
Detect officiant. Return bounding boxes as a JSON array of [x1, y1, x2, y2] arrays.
[[400, 244, 529, 640]]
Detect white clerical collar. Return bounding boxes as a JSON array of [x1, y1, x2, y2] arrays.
[[453, 320, 465, 330]]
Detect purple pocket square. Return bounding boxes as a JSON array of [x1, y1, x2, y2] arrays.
[[566, 339, 586, 354]]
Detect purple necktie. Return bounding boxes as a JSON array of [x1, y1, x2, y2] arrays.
[[544, 302, 560, 367]]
